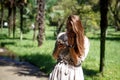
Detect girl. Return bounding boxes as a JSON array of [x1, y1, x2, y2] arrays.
[[49, 15, 90, 80]]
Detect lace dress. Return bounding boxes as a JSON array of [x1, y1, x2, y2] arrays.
[[49, 32, 90, 80]]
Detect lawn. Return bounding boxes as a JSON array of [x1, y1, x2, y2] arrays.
[[0, 26, 120, 80]]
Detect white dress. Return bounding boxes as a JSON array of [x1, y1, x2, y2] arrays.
[[49, 32, 90, 80]]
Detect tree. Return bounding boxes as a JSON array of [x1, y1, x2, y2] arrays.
[[99, 0, 108, 73], [4, 0, 16, 38], [17, 0, 27, 40], [0, 0, 4, 30], [18, 0, 24, 40], [5, 0, 12, 37], [49, 0, 100, 36], [37, 0, 45, 46], [108, 0, 120, 31], [28, 0, 38, 41], [0, 0, 4, 31], [12, 0, 16, 38]]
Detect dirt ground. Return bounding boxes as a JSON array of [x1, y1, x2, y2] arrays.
[[0, 48, 48, 80]]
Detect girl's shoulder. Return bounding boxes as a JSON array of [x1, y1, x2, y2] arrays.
[[84, 36, 90, 47]]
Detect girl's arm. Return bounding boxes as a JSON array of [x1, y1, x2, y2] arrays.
[[53, 39, 66, 59], [81, 36, 90, 62]]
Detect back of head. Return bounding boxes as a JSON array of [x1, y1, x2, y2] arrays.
[[67, 15, 85, 57]]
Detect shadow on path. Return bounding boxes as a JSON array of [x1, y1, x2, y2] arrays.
[[0, 56, 48, 78]]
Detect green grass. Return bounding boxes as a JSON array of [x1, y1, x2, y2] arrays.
[[0, 27, 120, 80]]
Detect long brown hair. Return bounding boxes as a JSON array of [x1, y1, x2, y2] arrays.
[[67, 15, 85, 57]]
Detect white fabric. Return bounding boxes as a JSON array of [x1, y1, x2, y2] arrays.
[[49, 61, 84, 80], [81, 36, 90, 61]]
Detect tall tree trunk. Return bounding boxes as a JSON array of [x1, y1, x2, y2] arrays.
[[20, 6, 23, 40], [37, 0, 45, 46], [99, 0, 108, 73], [13, 5, 16, 38], [33, 21, 37, 41], [0, 0, 4, 31], [8, 7, 12, 37]]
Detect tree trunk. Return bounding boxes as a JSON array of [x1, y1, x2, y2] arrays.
[[99, 0, 108, 73], [0, 0, 4, 31], [33, 21, 37, 41], [37, 0, 45, 46], [13, 5, 16, 38], [20, 6, 23, 40], [8, 7, 12, 37]]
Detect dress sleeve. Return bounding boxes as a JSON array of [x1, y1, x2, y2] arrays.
[[81, 36, 90, 62]]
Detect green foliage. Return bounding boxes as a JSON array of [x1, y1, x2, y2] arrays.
[[47, 10, 64, 26], [55, 0, 78, 16], [28, 0, 36, 7], [47, 0, 100, 33], [108, 0, 120, 28], [45, 0, 57, 11], [82, 12, 100, 33]]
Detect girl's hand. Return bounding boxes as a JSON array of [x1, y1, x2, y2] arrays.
[[57, 39, 66, 50], [53, 39, 66, 60]]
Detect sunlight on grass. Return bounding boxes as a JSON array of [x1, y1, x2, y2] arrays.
[[0, 26, 120, 79]]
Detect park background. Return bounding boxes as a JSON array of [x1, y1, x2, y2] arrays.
[[0, 0, 120, 80]]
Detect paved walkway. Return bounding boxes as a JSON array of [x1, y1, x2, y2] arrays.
[[0, 48, 48, 80]]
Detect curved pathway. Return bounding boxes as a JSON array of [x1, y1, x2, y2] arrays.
[[0, 48, 48, 80]]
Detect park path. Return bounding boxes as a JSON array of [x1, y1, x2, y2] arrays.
[[0, 48, 48, 80]]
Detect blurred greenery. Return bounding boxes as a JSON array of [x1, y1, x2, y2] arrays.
[[0, 26, 120, 80], [0, 0, 119, 34], [0, 0, 120, 79]]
